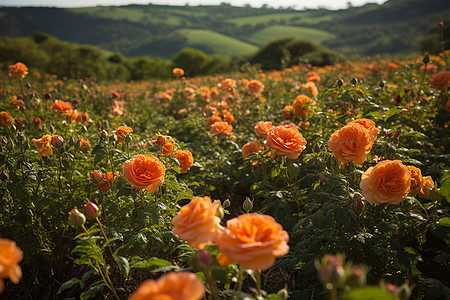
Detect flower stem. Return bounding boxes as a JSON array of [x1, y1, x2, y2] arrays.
[[255, 270, 262, 298], [203, 270, 220, 300]]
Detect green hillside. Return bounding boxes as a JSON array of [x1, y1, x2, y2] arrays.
[[179, 29, 258, 56], [247, 25, 335, 46], [228, 12, 333, 26]]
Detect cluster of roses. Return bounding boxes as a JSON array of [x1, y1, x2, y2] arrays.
[[52, 99, 89, 123], [129, 195, 289, 299], [32, 134, 90, 156]]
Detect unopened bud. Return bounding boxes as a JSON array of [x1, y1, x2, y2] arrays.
[[337, 78, 344, 87], [243, 197, 253, 213], [124, 134, 132, 144], [223, 199, 231, 208], [81, 125, 88, 133], [90, 170, 104, 183], [51, 135, 64, 148], [68, 207, 86, 227], [84, 201, 100, 219], [350, 77, 358, 85], [216, 206, 224, 219], [379, 81, 385, 88], [345, 265, 367, 288], [396, 282, 412, 300], [193, 250, 212, 271], [422, 54, 430, 64]]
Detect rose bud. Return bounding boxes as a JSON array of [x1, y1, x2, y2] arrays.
[[84, 201, 100, 219], [193, 250, 212, 271], [68, 207, 86, 227], [51, 135, 64, 148], [243, 197, 253, 212], [90, 170, 104, 183]]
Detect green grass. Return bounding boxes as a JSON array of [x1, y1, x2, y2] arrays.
[[228, 12, 333, 26], [177, 29, 258, 56], [247, 25, 335, 46]]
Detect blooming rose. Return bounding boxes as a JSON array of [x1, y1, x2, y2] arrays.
[[328, 123, 374, 164], [0, 112, 13, 127], [247, 79, 265, 95], [348, 119, 380, 141], [265, 126, 307, 159], [242, 140, 264, 159], [151, 135, 175, 156], [223, 111, 235, 124], [32, 135, 53, 157], [183, 87, 196, 100], [417, 176, 435, 199], [292, 95, 316, 117], [407, 166, 423, 197], [172, 149, 194, 173], [8, 62, 28, 79], [172, 196, 224, 249], [0, 238, 23, 293], [428, 71, 450, 90], [206, 113, 222, 128], [254, 121, 275, 137], [281, 105, 295, 120], [129, 272, 205, 300], [302, 81, 319, 98], [219, 78, 236, 91], [123, 154, 165, 192], [172, 67, 184, 77], [111, 100, 124, 116], [51, 100, 73, 116], [216, 214, 289, 271], [360, 160, 411, 205], [210, 121, 233, 137], [114, 126, 133, 143]]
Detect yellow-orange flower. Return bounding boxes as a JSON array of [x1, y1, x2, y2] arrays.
[[281, 105, 295, 120], [123, 154, 165, 192], [129, 272, 205, 300], [51, 100, 73, 116], [210, 121, 233, 137], [254, 121, 274, 137], [151, 135, 175, 156], [98, 171, 119, 192], [77, 138, 90, 151], [265, 126, 307, 159], [172, 196, 224, 249], [172, 67, 185, 77], [114, 126, 133, 143], [8, 62, 28, 79], [32, 135, 53, 157], [407, 166, 423, 197], [328, 123, 374, 164], [0, 238, 23, 293], [428, 71, 450, 90], [302, 81, 319, 98], [183, 87, 196, 100], [206, 113, 222, 128], [348, 119, 380, 141], [172, 149, 194, 173], [292, 95, 316, 118], [417, 176, 435, 199], [247, 79, 265, 95], [360, 160, 411, 205], [216, 214, 289, 271], [219, 78, 236, 91], [0, 112, 13, 127], [242, 140, 264, 159]]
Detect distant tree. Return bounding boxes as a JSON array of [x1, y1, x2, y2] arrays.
[[172, 48, 212, 76]]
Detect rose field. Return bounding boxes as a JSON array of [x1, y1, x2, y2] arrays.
[[0, 49, 450, 300]]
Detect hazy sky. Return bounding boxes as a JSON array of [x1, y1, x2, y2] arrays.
[[0, 0, 387, 10]]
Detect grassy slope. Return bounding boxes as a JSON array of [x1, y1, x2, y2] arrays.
[[247, 25, 335, 46], [178, 29, 258, 56], [228, 12, 333, 26]]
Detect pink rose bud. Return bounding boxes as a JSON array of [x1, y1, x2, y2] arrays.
[[84, 201, 100, 219], [90, 170, 104, 183], [51, 135, 64, 148], [193, 250, 212, 271], [68, 207, 86, 227]]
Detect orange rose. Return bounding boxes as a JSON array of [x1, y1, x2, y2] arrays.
[[264, 126, 307, 159], [360, 160, 411, 205], [407, 166, 423, 197], [328, 123, 374, 164], [76, 138, 90, 151], [172, 149, 194, 173], [428, 71, 450, 90], [151, 135, 175, 156], [0, 112, 13, 127], [281, 105, 295, 120], [417, 176, 435, 199], [210, 121, 233, 137], [8, 62, 28, 79], [223, 111, 235, 124], [302, 81, 319, 98], [219, 78, 236, 91], [0, 238, 23, 293], [206, 113, 222, 128], [123, 154, 165, 192], [216, 214, 289, 271], [32, 135, 53, 157], [172, 67, 184, 77], [158, 91, 173, 101], [247, 79, 265, 95], [114, 126, 133, 143], [172, 196, 224, 249], [307, 71, 321, 82], [183, 87, 196, 100], [129, 272, 205, 300], [254, 121, 275, 137], [198, 86, 211, 101], [52, 100, 73, 116], [348, 118, 380, 141], [98, 171, 119, 192], [111, 100, 124, 116], [292, 95, 316, 117], [242, 140, 264, 159]]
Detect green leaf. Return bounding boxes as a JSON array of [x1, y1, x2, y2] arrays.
[[80, 283, 106, 300], [384, 107, 406, 121], [130, 257, 173, 269], [343, 286, 395, 300], [113, 255, 130, 278], [287, 162, 300, 178], [439, 217, 450, 227], [271, 165, 281, 178], [366, 111, 383, 121], [57, 278, 81, 294]]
